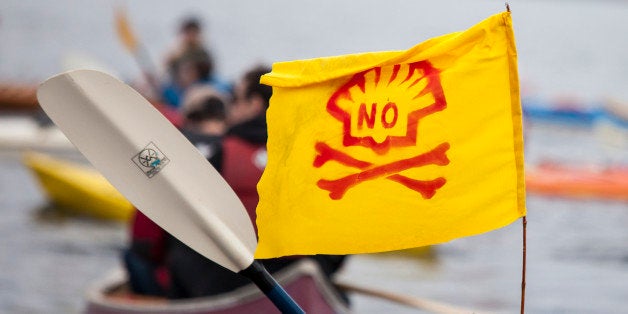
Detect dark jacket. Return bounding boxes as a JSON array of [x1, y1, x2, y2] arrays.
[[167, 115, 346, 299]]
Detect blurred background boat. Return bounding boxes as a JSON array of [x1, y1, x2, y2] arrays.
[[526, 162, 628, 201], [0, 83, 39, 112], [0, 115, 74, 152], [522, 97, 600, 127], [22, 152, 133, 222]]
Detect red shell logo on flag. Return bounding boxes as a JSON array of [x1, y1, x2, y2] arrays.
[[314, 61, 451, 200]]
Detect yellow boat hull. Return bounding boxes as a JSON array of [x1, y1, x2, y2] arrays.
[[23, 152, 133, 222]]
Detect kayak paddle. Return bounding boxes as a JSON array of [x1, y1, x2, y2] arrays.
[[114, 8, 160, 94], [37, 69, 304, 314]]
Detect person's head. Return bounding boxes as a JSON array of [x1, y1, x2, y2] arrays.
[[179, 17, 203, 46], [175, 58, 212, 87], [228, 65, 272, 126], [184, 96, 227, 135]]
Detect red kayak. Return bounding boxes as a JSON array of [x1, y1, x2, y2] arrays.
[[526, 163, 628, 201]]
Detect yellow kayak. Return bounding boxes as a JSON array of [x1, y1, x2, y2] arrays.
[[22, 152, 133, 222]]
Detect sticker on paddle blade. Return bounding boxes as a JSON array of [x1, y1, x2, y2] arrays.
[[132, 142, 170, 178]]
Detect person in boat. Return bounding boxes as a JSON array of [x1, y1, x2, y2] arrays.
[[123, 92, 229, 297], [180, 92, 229, 168], [165, 65, 349, 300], [123, 209, 170, 296], [164, 17, 209, 78], [180, 83, 230, 132], [161, 17, 231, 108]]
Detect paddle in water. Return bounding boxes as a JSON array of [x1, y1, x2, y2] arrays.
[[37, 70, 304, 314]]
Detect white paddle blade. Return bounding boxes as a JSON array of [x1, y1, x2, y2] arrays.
[[37, 70, 256, 272]]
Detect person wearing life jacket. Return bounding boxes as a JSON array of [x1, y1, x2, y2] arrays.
[[123, 92, 228, 297], [181, 93, 229, 167], [220, 66, 273, 232], [123, 209, 170, 296], [165, 65, 348, 299]]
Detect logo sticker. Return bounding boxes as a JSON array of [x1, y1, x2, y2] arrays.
[[132, 142, 170, 178]]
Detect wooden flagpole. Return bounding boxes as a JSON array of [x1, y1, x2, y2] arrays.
[[521, 216, 527, 314], [504, 4, 525, 313]]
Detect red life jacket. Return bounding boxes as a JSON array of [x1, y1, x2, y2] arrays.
[[220, 136, 267, 236], [130, 209, 166, 261]]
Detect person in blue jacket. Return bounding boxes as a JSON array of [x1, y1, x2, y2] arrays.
[[161, 17, 231, 108]]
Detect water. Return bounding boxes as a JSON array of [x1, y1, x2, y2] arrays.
[[0, 152, 126, 313], [337, 123, 628, 314], [1, 0, 628, 313]]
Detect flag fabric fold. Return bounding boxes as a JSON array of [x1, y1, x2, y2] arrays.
[[255, 12, 525, 258]]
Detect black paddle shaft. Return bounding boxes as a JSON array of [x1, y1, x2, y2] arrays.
[[239, 261, 305, 314]]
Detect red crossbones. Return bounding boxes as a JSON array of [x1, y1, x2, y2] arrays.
[[314, 142, 450, 200]]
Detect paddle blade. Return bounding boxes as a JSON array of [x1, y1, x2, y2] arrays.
[[115, 9, 139, 53], [37, 70, 257, 272]]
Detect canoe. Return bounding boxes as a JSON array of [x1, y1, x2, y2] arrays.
[[0, 115, 75, 152], [0, 82, 39, 112], [0, 82, 183, 127], [525, 163, 628, 201], [22, 152, 134, 222], [522, 98, 628, 130], [84, 258, 351, 314], [522, 103, 598, 126]]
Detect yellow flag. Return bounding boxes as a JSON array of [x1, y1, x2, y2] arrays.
[[256, 12, 526, 258]]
